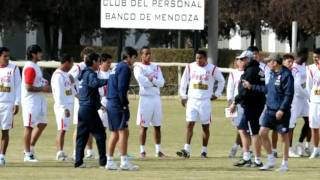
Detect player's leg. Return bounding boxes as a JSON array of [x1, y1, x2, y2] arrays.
[[85, 134, 95, 159], [309, 103, 320, 158], [139, 127, 148, 158], [0, 104, 14, 165], [90, 110, 106, 167], [56, 130, 66, 160], [271, 130, 278, 157], [152, 97, 165, 158], [259, 127, 276, 170], [277, 132, 289, 172], [298, 117, 312, 156], [137, 96, 152, 158], [74, 115, 90, 168], [0, 130, 9, 166], [30, 123, 47, 151], [201, 124, 210, 158], [186, 122, 195, 150]]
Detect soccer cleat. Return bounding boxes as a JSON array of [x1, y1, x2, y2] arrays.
[[201, 152, 208, 158], [120, 162, 139, 171], [106, 161, 119, 170], [176, 149, 190, 158], [251, 161, 263, 168], [276, 164, 289, 172], [228, 147, 237, 158], [296, 144, 304, 157], [24, 154, 38, 162], [156, 151, 167, 158], [289, 149, 300, 158], [56, 151, 68, 161], [272, 150, 278, 158], [233, 159, 252, 167], [259, 160, 276, 170], [140, 152, 146, 159], [309, 151, 320, 159], [0, 157, 5, 167]]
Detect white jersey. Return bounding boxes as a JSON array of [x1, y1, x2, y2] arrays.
[[51, 69, 75, 108], [68, 62, 86, 94], [260, 62, 270, 84], [180, 62, 225, 100], [306, 64, 320, 103], [0, 63, 21, 105], [292, 63, 308, 99], [226, 69, 244, 101], [133, 62, 165, 96], [21, 61, 46, 104], [97, 70, 110, 107]]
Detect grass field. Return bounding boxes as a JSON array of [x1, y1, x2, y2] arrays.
[[0, 96, 320, 180]]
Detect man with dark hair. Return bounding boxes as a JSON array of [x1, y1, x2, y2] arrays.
[[22, 45, 51, 162], [243, 54, 294, 172], [74, 53, 108, 168], [51, 54, 75, 161], [69, 47, 96, 159], [106, 47, 139, 171], [306, 48, 320, 159], [0, 47, 21, 166], [177, 50, 225, 158]]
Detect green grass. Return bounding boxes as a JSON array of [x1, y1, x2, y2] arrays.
[[0, 97, 320, 180]]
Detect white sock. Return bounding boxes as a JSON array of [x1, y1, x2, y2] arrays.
[[184, 144, 190, 153], [57, 150, 64, 155], [107, 156, 113, 162], [282, 160, 288, 166], [30, 146, 35, 154], [140, 145, 145, 153], [243, 151, 251, 161], [232, 143, 238, 149], [272, 149, 277, 152], [155, 144, 161, 153], [120, 155, 128, 165], [289, 147, 293, 151], [73, 149, 76, 155], [267, 154, 274, 161], [305, 142, 310, 148], [255, 156, 261, 164], [0, 154, 4, 159], [24, 151, 32, 156], [313, 147, 319, 153], [201, 146, 207, 153], [86, 149, 94, 155]]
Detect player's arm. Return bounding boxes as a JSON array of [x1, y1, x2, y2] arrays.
[[117, 66, 131, 107], [179, 65, 190, 107], [226, 72, 235, 105], [306, 67, 313, 97], [294, 72, 309, 98], [151, 66, 165, 88], [87, 72, 108, 88], [24, 67, 50, 92], [279, 74, 294, 112], [213, 68, 225, 98], [133, 66, 154, 87], [13, 66, 21, 115], [51, 74, 66, 108]]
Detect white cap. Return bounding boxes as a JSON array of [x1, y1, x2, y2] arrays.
[[238, 50, 254, 60]]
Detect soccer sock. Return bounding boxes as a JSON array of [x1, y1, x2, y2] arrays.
[[232, 143, 238, 149], [201, 146, 207, 153], [313, 147, 319, 153], [184, 144, 190, 153], [267, 154, 274, 162], [107, 156, 113, 162], [0, 154, 4, 159], [282, 159, 288, 166], [120, 155, 128, 165], [305, 142, 310, 148], [272, 149, 277, 152], [86, 149, 94, 155], [30, 146, 35, 154], [155, 144, 161, 153], [140, 145, 145, 153], [255, 156, 261, 164], [243, 151, 251, 161]]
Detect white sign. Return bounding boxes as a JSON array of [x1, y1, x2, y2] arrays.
[[100, 0, 205, 30]]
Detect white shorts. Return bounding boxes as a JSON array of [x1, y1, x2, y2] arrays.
[[73, 98, 79, 125], [22, 98, 48, 128], [98, 109, 108, 128], [0, 103, 14, 130], [136, 96, 162, 127], [232, 105, 244, 127], [309, 102, 320, 129], [54, 104, 73, 131], [186, 98, 212, 125], [290, 97, 309, 128]]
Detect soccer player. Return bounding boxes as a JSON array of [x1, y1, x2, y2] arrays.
[[177, 50, 225, 158], [244, 54, 294, 172], [226, 56, 245, 158], [306, 48, 320, 159], [106, 47, 139, 171], [134, 47, 166, 158], [0, 47, 21, 166], [74, 53, 108, 168], [69, 47, 95, 159], [21, 45, 51, 162], [230, 50, 265, 168], [51, 54, 75, 161]]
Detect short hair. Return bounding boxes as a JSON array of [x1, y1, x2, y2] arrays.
[[60, 53, 73, 64], [196, 50, 207, 58], [100, 53, 112, 63], [140, 46, 150, 54], [27, 45, 42, 60], [80, 47, 95, 60], [314, 48, 320, 55], [283, 54, 294, 61], [0, 47, 9, 56], [247, 46, 260, 53], [122, 46, 138, 60], [85, 53, 99, 67]]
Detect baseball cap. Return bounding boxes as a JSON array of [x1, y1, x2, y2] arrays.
[[238, 50, 253, 60]]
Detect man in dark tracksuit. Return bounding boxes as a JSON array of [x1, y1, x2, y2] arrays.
[[74, 53, 108, 168], [245, 54, 294, 172], [230, 50, 266, 167]]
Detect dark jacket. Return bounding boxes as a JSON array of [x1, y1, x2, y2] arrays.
[[252, 66, 294, 112], [235, 60, 266, 107], [107, 61, 131, 107], [78, 67, 108, 110]]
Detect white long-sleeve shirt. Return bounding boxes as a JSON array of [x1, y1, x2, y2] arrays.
[[68, 62, 86, 95], [51, 69, 74, 108], [226, 69, 244, 101], [260, 62, 270, 84], [134, 62, 165, 96], [180, 62, 225, 100], [306, 64, 320, 103], [292, 63, 308, 99], [0, 63, 21, 105], [97, 70, 110, 107]]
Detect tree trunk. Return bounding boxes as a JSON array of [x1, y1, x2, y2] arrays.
[[42, 19, 52, 60], [255, 25, 262, 50], [51, 27, 59, 60], [250, 31, 255, 46]]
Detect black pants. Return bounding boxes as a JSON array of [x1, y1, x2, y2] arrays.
[[75, 106, 106, 167]]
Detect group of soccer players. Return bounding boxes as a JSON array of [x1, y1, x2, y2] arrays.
[[1, 43, 320, 172]]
